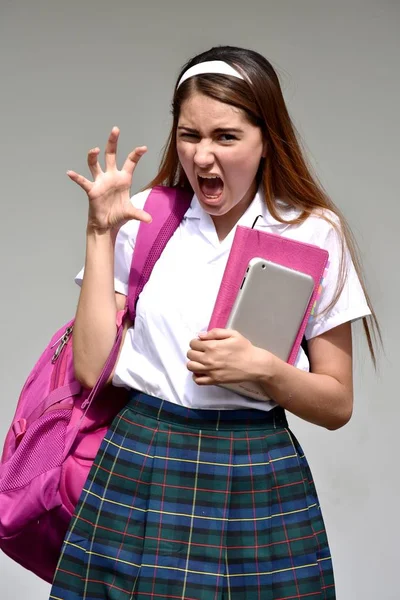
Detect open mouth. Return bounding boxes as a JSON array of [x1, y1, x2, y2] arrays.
[[197, 174, 224, 200]]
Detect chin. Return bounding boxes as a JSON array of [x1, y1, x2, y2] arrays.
[[198, 199, 230, 216]]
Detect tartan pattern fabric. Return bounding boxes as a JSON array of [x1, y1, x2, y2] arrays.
[[49, 391, 335, 599]]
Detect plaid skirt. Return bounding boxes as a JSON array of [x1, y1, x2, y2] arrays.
[[49, 391, 335, 600]]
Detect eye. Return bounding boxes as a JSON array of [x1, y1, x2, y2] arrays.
[[179, 132, 199, 140], [218, 133, 237, 142]]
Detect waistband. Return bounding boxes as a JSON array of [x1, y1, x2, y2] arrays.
[[127, 390, 288, 431]]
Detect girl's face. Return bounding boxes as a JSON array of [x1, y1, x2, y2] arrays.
[[176, 92, 266, 223]]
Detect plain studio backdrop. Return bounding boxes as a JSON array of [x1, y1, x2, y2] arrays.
[[0, 1, 398, 598]]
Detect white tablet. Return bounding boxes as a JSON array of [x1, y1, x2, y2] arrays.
[[219, 257, 314, 401]]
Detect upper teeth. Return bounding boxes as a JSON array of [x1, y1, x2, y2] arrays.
[[199, 175, 219, 179]]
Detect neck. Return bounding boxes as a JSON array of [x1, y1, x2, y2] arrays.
[[212, 184, 257, 241]]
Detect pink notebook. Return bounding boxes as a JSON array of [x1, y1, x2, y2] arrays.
[[208, 226, 329, 364]]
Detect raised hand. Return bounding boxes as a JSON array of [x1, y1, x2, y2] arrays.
[[67, 127, 152, 233]]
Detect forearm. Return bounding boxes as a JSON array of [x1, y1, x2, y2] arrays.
[[73, 228, 119, 387], [253, 348, 353, 430]]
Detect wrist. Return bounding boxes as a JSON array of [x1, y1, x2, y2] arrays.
[[250, 346, 279, 385], [86, 225, 120, 245]]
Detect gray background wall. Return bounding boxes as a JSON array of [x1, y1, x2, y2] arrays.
[[0, 0, 398, 598]]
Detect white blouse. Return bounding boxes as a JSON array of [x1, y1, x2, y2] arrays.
[[76, 187, 371, 411]]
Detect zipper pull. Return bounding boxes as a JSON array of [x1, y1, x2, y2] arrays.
[[51, 326, 73, 363], [50, 333, 66, 349]]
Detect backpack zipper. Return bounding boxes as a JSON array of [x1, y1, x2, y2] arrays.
[[51, 326, 74, 390], [51, 326, 73, 364]]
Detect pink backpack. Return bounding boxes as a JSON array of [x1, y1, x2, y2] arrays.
[[0, 186, 192, 583]]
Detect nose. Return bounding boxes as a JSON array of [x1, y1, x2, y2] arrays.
[[193, 139, 214, 169]]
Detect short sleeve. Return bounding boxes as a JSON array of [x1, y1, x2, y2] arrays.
[[305, 214, 371, 339], [74, 188, 152, 295]]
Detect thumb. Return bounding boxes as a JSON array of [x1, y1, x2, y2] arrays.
[[133, 208, 153, 224], [125, 205, 153, 224]]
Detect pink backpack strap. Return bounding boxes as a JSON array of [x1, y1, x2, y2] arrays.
[[127, 186, 192, 319], [75, 186, 192, 414]]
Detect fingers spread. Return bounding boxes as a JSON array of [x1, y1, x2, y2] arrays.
[[104, 126, 120, 170], [87, 148, 102, 179], [66, 171, 92, 194], [123, 146, 147, 175]]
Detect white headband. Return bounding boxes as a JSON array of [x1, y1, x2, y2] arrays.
[[177, 60, 245, 88]]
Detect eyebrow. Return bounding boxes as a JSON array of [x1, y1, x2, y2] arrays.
[[177, 126, 244, 134]]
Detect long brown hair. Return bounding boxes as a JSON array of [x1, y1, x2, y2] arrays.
[[147, 45, 380, 364]]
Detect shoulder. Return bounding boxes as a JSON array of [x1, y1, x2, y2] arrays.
[[285, 206, 344, 248]]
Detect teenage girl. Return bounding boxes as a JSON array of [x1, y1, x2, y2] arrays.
[[49, 45, 378, 600]]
